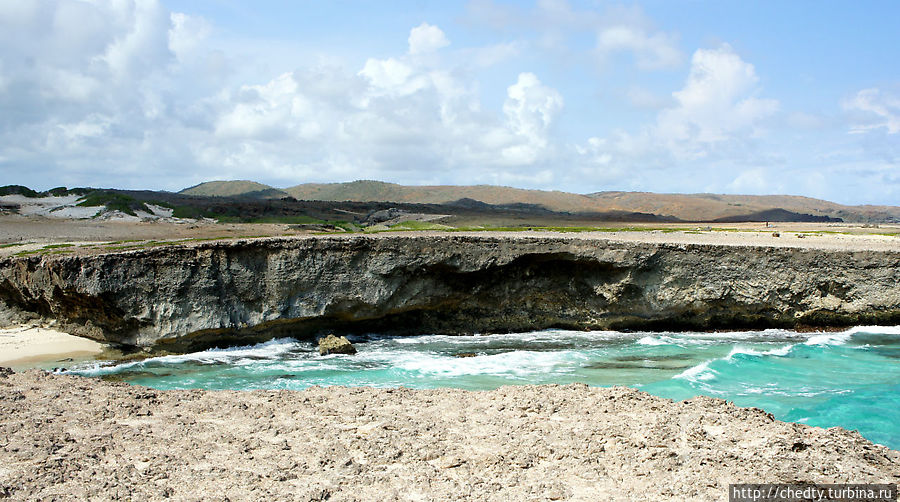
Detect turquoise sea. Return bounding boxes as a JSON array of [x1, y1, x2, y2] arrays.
[[71, 326, 900, 449]]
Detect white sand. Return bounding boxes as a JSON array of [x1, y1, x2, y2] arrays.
[[0, 325, 104, 368], [0, 194, 100, 219]]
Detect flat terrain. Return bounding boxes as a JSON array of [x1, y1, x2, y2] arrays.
[[1, 215, 898, 258], [0, 369, 896, 501]]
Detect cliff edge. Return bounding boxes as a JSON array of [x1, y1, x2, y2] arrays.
[[1, 235, 898, 351]]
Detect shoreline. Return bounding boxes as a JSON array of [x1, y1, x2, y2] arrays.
[[3, 323, 894, 370], [0, 325, 106, 370]]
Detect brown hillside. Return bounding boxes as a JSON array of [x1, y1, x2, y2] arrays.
[[178, 180, 900, 223]]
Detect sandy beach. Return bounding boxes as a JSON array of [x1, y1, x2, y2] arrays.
[[0, 325, 104, 369]]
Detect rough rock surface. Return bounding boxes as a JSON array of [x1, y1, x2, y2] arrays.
[[0, 370, 896, 501], [319, 334, 357, 355], [1, 235, 899, 350]]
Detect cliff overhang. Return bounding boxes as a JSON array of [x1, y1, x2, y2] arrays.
[[1, 235, 898, 353]]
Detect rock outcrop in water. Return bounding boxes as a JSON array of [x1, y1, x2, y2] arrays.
[[318, 334, 356, 355], [0, 235, 899, 351]]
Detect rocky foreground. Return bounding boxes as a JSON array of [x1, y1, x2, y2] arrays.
[[0, 369, 896, 501]]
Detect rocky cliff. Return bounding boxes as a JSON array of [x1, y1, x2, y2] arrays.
[[1, 235, 899, 351]]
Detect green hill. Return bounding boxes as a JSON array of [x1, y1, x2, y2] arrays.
[[180, 181, 289, 199]]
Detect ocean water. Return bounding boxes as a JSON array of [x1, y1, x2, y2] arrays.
[[71, 326, 900, 449]]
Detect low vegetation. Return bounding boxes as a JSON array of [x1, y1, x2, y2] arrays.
[[0, 185, 41, 198], [0, 185, 94, 198], [76, 192, 154, 216]]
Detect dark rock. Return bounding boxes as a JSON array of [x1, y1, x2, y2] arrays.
[[365, 207, 406, 225]]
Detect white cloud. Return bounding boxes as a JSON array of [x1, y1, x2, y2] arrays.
[[574, 45, 781, 192], [169, 12, 212, 63], [0, 0, 177, 121], [466, 1, 683, 72], [359, 57, 422, 95], [785, 111, 828, 130], [462, 42, 523, 68], [626, 86, 672, 109], [656, 44, 779, 155], [38, 68, 100, 102], [203, 63, 564, 182], [408, 22, 450, 55], [58, 114, 112, 141], [727, 168, 774, 193], [214, 73, 320, 140], [844, 88, 900, 134], [0, 1, 893, 205], [501, 72, 564, 164], [0, 0, 209, 189], [96, 0, 172, 82], [190, 19, 565, 186], [596, 26, 682, 70], [0, 3, 573, 190]]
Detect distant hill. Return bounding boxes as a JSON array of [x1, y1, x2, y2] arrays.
[[284, 181, 596, 214], [178, 180, 900, 223], [712, 208, 842, 223], [180, 181, 289, 199]]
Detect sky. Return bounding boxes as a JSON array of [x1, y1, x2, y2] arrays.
[[0, 1, 898, 205]]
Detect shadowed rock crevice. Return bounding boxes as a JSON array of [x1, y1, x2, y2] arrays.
[[1, 236, 899, 352]]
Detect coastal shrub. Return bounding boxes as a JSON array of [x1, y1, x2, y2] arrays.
[[0, 185, 40, 198], [172, 205, 211, 219], [77, 192, 150, 216], [64, 187, 96, 196]]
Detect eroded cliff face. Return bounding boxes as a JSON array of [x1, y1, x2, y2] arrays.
[[1, 235, 898, 351]]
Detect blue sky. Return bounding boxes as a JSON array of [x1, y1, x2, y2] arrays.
[[1, 1, 898, 204]]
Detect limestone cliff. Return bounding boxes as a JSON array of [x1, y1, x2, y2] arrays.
[[1, 235, 898, 351]]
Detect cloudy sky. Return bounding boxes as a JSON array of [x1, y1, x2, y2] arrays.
[[1, 1, 898, 204]]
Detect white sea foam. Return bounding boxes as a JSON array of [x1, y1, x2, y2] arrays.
[[392, 329, 633, 346], [803, 325, 900, 346], [671, 341, 797, 386], [674, 360, 717, 382], [636, 336, 670, 346], [804, 332, 853, 346], [75, 337, 305, 375], [725, 344, 795, 360], [391, 349, 583, 378], [845, 325, 900, 335], [156, 337, 303, 363], [635, 329, 803, 348]]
